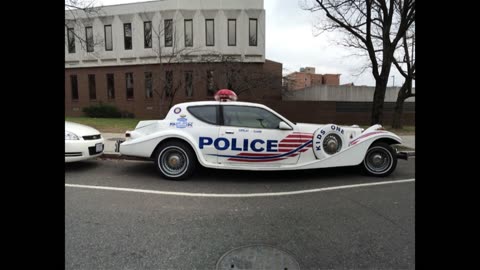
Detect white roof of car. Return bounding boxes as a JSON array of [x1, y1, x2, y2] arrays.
[[174, 100, 269, 108]]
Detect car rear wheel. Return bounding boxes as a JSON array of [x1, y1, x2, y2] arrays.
[[154, 141, 196, 180], [361, 142, 397, 177]]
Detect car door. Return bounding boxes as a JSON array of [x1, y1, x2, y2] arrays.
[[186, 105, 220, 164], [217, 104, 304, 166]]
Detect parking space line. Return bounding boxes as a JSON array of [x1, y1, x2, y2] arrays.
[[65, 178, 415, 198]]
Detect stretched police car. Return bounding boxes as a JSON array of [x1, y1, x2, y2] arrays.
[[116, 90, 407, 180]]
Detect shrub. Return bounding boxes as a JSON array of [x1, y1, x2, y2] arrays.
[[83, 103, 122, 118], [120, 110, 135, 118]]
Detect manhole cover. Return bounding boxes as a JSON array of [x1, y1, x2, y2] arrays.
[[216, 245, 300, 270]]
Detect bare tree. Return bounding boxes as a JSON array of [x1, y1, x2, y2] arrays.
[[65, 0, 104, 55], [139, 13, 206, 112], [214, 55, 281, 99], [391, 27, 415, 128], [302, 0, 415, 125]]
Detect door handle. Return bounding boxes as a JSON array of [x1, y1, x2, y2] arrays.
[[225, 130, 234, 134]]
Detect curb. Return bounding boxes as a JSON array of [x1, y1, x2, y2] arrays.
[[99, 153, 150, 161]]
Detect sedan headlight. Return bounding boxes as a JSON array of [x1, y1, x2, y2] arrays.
[[65, 131, 79, 140]]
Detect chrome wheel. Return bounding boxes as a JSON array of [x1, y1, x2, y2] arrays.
[[323, 134, 342, 155], [364, 146, 393, 174], [158, 146, 189, 177]]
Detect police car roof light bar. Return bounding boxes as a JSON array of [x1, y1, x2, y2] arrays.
[[214, 89, 238, 102]]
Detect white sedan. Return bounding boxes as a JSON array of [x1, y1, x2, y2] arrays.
[[116, 90, 407, 180], [65, 121, 104, 162]]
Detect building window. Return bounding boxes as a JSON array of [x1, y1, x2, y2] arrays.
[[164, 19, 173, 47], [165, 71, 173, 97], [144, 21, 152, 48], [70, 75, 79, 100], [228, 19, 236, 46], [184, 19, 193, 47], [88, 74, 96, 100], [85, 27, 94, 52], [205, 19, 214, 46], [104, 25, 113, 51], [207, 70, 215, 96], [124, 23, 132, 50], [126, 72, 134, 99], [145, 72, 153, 98], [106, 73, 115, 99], [185, 71, 193, 97], [249, 19, 257, 46], [67, 28, 75, 53]]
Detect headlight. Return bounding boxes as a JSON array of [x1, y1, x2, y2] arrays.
[[65, 131, 79, 140]]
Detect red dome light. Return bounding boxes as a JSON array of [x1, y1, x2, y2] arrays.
[[214, 89, 238, 101]]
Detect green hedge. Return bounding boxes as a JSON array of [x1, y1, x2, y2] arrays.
[[82, 103, 128, 118]]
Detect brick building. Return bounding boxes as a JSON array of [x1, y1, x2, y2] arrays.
[[65, 0, 282, 118], [284, 67, 340, 91]]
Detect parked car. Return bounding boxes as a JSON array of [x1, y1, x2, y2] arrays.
[[65, 121, 104, 162], [116, 90, 407, 180]]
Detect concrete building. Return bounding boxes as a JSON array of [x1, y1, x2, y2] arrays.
[[283, 84, 416, 103], [284, 67, 340, 91], [65, 0, 282, 118]]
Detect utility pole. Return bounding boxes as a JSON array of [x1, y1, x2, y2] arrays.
[[391, 75, 395, 87]]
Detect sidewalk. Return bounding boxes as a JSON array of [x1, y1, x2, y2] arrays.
[[101, 133, 415, 156]]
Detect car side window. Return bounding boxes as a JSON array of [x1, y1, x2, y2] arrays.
[[222, 105, 283, 129], [187, 105, 218, 125]]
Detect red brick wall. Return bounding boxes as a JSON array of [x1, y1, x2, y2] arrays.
[[310, 74, 323, 86], [286, 72, 340, 91], [323, 74, 340, 85], [65, 60, 283, 119]]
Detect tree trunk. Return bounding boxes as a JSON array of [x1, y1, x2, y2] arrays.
[[392, 85, 407, 129], [371, 78, 389, 125], [392, 77, 412, 129]]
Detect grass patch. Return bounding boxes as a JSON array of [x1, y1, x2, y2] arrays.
[[65, 117, 141, 133]]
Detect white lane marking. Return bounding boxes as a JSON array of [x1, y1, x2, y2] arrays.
[[65, 178, 415, 198]]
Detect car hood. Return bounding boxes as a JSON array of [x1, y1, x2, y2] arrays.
[[65, 121, 101, 136]]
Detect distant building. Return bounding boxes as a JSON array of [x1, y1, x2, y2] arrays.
[[284, 67, 340, 91], [65, 0, 282, 118]]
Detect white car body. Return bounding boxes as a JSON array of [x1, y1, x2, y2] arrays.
[[65, 121, 104, 162], [118, 101, 403, 172]]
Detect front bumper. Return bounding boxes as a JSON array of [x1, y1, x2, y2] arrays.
[[65, 138, 104, 162]]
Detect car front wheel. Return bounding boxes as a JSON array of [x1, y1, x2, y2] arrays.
[[154, 141, 196, 180], [361, 142, 397, 177]]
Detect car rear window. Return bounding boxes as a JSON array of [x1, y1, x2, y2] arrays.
[[187, 105, 218, 125]]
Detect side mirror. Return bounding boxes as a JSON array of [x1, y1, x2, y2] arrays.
[[279, 121, 293, 130]]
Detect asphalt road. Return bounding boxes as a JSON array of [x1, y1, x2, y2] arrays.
[[65, 158, 415, 270]]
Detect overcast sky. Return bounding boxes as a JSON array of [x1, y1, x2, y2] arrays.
[[98, 0, 405, 86]]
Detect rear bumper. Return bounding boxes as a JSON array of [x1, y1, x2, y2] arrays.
[[397, 151, 414, 160], [115, 139, 125, 152]]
